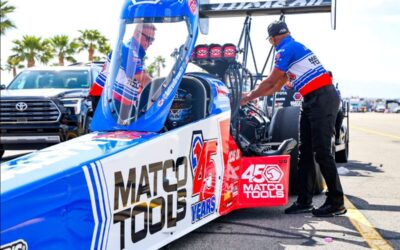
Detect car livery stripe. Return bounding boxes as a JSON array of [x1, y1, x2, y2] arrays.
[[96, 161, 113, 250], [83, 162, 112, 250], [90, 162, 107, 250], [82, 166, 100, 250]]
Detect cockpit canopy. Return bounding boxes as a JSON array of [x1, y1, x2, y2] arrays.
[[91, 0, 199, 132]]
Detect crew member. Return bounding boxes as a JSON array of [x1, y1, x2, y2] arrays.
[[89, 23, 156, 111], [241, 20, 346, 217]]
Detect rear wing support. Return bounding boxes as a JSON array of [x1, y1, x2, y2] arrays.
[[199, 0, 336, 118]]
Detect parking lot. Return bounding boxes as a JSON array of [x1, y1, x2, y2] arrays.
[[2, 113, 399, 249], [167, 112, 400, 249]]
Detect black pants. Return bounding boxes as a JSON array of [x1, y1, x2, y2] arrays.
[[297, 84, 344, 206]]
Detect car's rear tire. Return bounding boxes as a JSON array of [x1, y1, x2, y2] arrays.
[[269, 106, 325, 195], [335, 134, 349, 163]]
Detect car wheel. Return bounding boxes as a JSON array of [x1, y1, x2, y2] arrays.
[[336, 140, 349, 163], [269, 106, 325, 195]]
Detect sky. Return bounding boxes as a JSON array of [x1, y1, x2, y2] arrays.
[[1, 0, 400, 99]]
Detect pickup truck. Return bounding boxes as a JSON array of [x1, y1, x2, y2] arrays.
[[0, 65, 100, 158]]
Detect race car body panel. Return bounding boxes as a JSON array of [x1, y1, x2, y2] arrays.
[[1, 111, 289, 249]]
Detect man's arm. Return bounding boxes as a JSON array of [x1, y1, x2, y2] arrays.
[[135, 70, 152, 89], [241, 67, 287, 105]]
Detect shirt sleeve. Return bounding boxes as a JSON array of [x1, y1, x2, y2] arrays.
[[274, 46, 293, 72], [89, 53, 111, 96]]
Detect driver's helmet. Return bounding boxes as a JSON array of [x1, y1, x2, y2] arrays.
[[166, 88, 192, 128]]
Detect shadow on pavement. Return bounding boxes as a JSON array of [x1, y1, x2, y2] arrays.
[[347, 194, 400, 213], [167, 195, 370, 249], [340, 160, 384, 177]]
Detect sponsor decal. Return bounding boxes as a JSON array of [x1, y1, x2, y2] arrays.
[[131, 0, 160, 5], [189, 131, 218, 223], [1, 240, 28, 250], [241, 164, 285, 198], [191, 195, 216, 223], [93, 131, 148, 141], [308, 55, 321, 66], [188, 0, 197, 15], [228, 149, 241, 164], [287, 71, 296, 81], [157, 99, 164, 107], [212, 0, 325, 11], [113, 156, 188, 248], [293, 92, 303, 101]]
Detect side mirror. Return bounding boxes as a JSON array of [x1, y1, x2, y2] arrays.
[[0, 84, 6, 90]]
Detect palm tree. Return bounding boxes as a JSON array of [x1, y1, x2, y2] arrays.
[[146, 62, 157, 78], [11, 35, 55, 67], [153, 56, 166, 77], [0, 1, 16, 36], [4, 55, 24, 77], [75, 30, 109, 61], [49, 35, 78, 66]]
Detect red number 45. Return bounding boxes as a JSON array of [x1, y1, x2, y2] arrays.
[[192, 140, 217, 200]]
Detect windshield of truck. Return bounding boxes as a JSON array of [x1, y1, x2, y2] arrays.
[[7, 70, 90, 89]]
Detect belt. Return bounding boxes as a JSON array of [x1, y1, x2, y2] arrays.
[[303, 84, 335, 102]]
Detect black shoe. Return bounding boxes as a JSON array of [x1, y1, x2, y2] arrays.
[[284, 202, 314, 214], [312, 201, 347, 217]]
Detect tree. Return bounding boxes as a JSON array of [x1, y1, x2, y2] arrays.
[[153, 56, 166, 77], [0, 1, 16, 36], [146, 62, 157, 78], [11, 35, 54, 67], [49, 35, 78, 66], [4, 55, 24, 77], [76, 30, 110, 61]]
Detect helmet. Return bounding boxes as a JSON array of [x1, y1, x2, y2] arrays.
[[166, 88, 192, 129]]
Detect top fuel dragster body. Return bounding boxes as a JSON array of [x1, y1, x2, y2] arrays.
[[1, 0, 334, 249]]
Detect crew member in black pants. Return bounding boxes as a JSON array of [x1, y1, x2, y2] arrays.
[[241, 20, 346, 217]]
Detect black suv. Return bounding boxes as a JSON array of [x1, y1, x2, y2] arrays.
[[0, 65, 100, 158]]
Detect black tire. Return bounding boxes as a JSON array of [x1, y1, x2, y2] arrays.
[[335, 133, 349, 163], [269, 106, 325, 195], [0, 149, 4, 160]]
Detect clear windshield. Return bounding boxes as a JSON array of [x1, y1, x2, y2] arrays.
[[106, 21, 189, 126], [8, 70, 90, 89]]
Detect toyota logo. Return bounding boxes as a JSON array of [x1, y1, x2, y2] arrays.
[[15, 102, 28, 111]]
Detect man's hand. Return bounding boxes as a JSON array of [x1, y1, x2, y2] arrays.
[[284, 81, 293, 90], [240, 92, 253, 106]]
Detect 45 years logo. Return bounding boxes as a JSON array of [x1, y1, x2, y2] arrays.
[[189, 131, 218, 223]]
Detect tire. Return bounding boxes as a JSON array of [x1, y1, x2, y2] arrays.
[[269, 106, 325, 195], [336, 133, 349, 163], [0, 148, 4, 160]]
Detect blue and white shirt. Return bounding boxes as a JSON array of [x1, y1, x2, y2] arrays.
[[274, 36, 332, 96]]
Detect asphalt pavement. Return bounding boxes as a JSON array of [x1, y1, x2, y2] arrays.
[[2, 113, 399, 249], [167, 113, 400, 250]]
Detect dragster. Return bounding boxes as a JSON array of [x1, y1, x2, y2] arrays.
[[0, 1, 335, 249]]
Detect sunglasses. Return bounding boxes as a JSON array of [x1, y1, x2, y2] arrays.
[[141, 32, 155, 44]]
